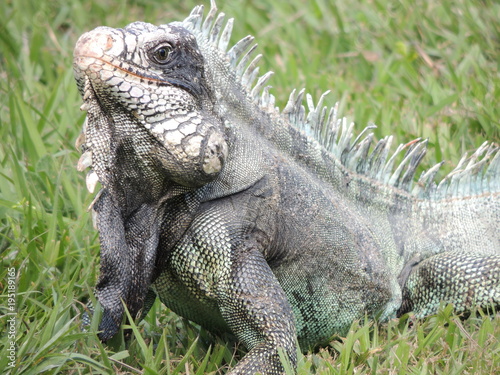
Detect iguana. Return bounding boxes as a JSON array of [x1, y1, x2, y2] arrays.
[[73, 1, 500, 374]]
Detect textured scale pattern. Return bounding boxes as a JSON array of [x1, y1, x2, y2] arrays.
[[73, 1, 499, 374], [398, 252, 500, 316]]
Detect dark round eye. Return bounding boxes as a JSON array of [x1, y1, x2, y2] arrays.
[[152, 44, 172, 64]]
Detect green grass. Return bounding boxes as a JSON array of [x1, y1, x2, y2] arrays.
[[0, 0, 498, 373]]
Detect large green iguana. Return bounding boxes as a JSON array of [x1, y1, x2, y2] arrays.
[[73, 1, 500, 374]]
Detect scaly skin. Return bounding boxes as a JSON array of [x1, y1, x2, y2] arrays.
[[73, 3, 500, 374]]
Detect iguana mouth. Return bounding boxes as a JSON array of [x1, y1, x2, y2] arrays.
[[74, 54, 166, 86]]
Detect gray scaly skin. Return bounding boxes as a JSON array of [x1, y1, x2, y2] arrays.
[[73, 2, 500, 374]]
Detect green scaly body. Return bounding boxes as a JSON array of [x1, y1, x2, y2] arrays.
[[73, 2, 500, 373]]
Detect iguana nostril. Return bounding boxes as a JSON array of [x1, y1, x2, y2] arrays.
[[74, 30, 114, 59]]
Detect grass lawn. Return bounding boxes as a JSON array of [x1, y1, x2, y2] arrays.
[[0, 0, 499, 373]]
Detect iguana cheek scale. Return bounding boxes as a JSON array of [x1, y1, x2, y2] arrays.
[[73, 2, 500, 374]]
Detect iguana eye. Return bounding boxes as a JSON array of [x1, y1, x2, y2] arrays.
[[151, 44, 172, 64]]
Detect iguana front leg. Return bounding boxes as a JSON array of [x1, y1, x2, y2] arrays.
[[156, 202, 297, 374], [219, 245, 297, 374]]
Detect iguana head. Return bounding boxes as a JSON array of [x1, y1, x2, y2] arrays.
[[73, 22, 228, 189]]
